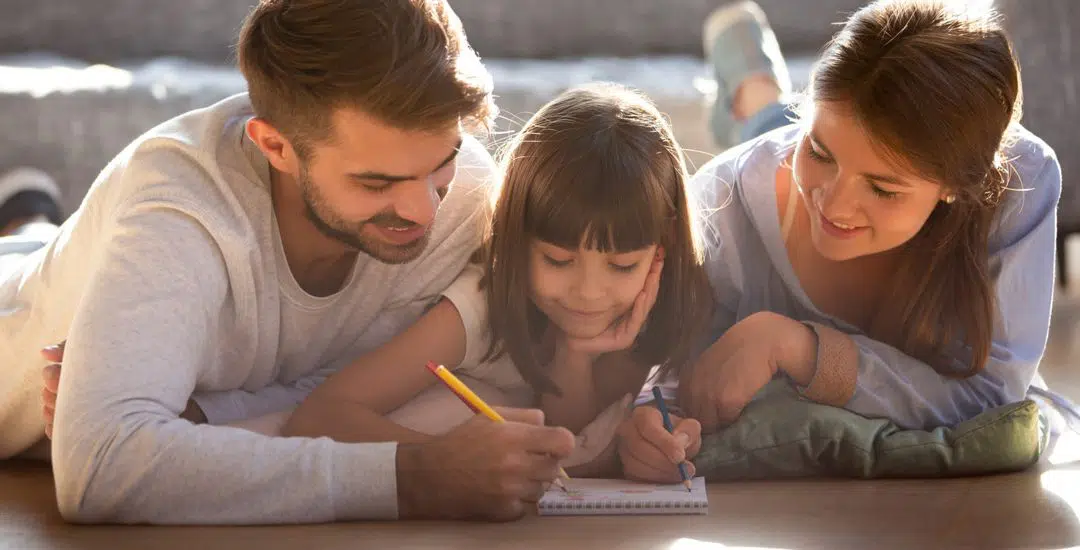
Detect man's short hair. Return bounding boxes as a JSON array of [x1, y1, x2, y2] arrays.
[[237, 0, 496, 154]]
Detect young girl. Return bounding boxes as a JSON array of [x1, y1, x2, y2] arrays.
[[619, 0, 1065, 482], [280, 82, 713, 473]]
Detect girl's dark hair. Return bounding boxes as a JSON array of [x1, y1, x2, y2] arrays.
[[482, 83, 713, 395]]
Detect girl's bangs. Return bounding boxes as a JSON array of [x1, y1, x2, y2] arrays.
[[521, 148, 672, 253]]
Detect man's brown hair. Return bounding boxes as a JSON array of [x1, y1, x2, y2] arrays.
[[482, 83, 714, 396], [236, 0, 496, 154]]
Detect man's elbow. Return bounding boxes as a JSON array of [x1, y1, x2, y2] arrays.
[[54, 466, 124, 524], [52, 425, 142, 524], [57, 492, 108, 524]]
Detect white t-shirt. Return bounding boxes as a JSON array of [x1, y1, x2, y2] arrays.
[[439, 263, 532, 400], [0, 93, 494, 523]]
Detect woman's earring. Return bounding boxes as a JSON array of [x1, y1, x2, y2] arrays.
[[944, 194, 957, 204]]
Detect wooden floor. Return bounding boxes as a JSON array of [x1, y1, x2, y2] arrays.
[[1, 240, 1078, 549], [2, 452, 1079, 550]]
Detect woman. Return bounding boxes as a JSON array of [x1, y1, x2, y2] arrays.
[[619, 0, 1064, 482]]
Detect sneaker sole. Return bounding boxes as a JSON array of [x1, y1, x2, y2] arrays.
[[702, 0, 793, 96], [702, 1, 771, 56], [0, 167, 61, 206]]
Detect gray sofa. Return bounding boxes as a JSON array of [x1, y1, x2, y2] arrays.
[[997, 0, 1080, 286], [0, 0, 1075, 284], [0, 0, 860, 215]]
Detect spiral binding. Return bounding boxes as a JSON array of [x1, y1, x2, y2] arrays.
[[543, 500, 707, 511]]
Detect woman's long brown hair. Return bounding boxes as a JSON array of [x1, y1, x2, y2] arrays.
[[806, 0, 1022, 375], [482, 83, 713, 395]]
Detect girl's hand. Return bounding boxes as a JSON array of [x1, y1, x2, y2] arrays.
[[563, 248, 664, 357], [679, 312, 816, 433], [617, 404, 701, 483]]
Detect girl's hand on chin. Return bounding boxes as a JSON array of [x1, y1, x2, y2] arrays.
[[563, 248, 664, 359]]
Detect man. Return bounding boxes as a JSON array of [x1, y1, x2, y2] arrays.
[[0, 0, 574, 524]]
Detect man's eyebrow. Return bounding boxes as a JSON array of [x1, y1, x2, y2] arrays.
[[433, 139, 463, 171], [348, 139, 463, 183]]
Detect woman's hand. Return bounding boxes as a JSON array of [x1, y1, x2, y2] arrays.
[[679, 312, 817, 432]]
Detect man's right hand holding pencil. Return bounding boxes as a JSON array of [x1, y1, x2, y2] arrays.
[[395, 407, 575, 521]]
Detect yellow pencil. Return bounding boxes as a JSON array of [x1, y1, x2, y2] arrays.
[[426, 361, 570, 491]]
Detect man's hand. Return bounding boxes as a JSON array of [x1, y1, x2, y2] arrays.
[[40, 341, 206, 439], [395, 408, 575, 521], [616, 404, 701, 483]]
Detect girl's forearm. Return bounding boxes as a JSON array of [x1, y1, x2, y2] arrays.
[[540, 348, 599, 433], [283, 398, 431, 444], [542, 348, 652, 435]]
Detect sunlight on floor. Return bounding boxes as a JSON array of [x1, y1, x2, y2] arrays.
[[1049, 430, 1080, 466], [1041, 470, 1080, 524], [668, 537, 790, 550]]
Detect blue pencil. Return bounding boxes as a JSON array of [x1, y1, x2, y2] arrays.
[[652, 386, 693, 492]]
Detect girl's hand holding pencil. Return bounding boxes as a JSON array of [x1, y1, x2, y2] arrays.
[[616, 394, 702, 485]]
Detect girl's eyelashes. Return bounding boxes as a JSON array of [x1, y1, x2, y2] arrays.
[[542, 254, 572, 267], [609, 262, 638, 273]]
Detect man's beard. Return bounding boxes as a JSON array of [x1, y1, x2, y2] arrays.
[[298, 171, 431, 265]]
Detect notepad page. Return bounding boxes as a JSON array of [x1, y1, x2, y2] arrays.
[[538, 477, 708, 516]]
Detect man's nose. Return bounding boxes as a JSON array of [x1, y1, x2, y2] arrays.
[[393, 178, 442, 227]]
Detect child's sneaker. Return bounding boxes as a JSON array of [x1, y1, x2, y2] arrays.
[[703, 1, 792, 149], [0, 167, 63, 235]]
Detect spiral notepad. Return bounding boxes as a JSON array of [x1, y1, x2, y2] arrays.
[[538, 477, 708, 516]]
